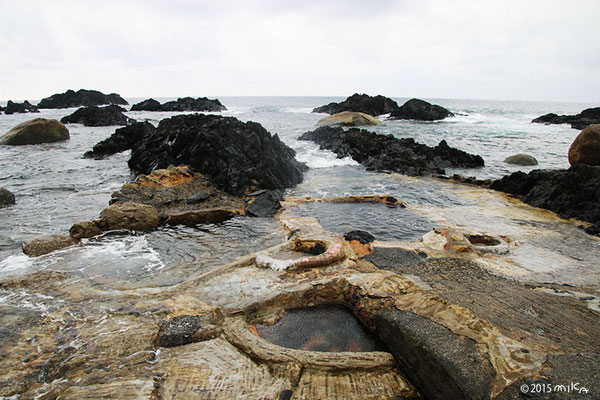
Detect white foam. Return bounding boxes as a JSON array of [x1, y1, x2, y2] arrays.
[[0, 254, 34, 276], [294, 142, 358, 169]]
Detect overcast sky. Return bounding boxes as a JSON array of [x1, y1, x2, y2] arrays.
[[1, 0, 599, 102]]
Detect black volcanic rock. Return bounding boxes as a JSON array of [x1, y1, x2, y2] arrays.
[[4, 100, 39, 115], [131, 97, 226, 112], [490, 164, 600, 232], [84, 122, 155, 158], [0, 187, 16, 207], [61, 105, 135, 127], [299, 126, 483, 176], [128, 114, 307, 195], [532, 107, 600, 130], [37, 89, 128, 109], [312, 93, 399, 116], [389, 98, 453, 121]]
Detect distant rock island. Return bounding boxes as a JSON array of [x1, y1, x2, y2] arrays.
[[37, 89, 128, 109], [312, 94, 453, 121], [131, 97, 226, 112], [532, 107, 600, 130], [4, 100, 39, 115]]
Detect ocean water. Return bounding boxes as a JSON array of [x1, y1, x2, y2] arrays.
[[0, 96, 595, 282]]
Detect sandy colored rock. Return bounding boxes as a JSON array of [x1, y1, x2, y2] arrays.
[[22, 234, 78, 257], [97, 201, 160, 231], [0, 118, 69, 145], [568, 124, 600, 166], [317, 111, 383, 127], [504, 153, 538, 166]]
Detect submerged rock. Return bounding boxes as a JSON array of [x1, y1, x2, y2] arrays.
[[312, 93, 399, 116], [84, 122, 155, 158], [490, 164, 600, 230], [129, 114, 307, 195], [0, 118, 69, 145], [0, 187, 15, 207], [532, 107, 600, 130], [503, 153, 538, 166], [317, 111, 383, 127], [131, 97, 226, 112], [37, 89, 128, 108], [22, 234, 78, 257], [568, 124, 600, 166], [4, 100, 39, 115], [60, 104, 135, 126], [299, 126, 483, 176], [388, 98, 453, 121]]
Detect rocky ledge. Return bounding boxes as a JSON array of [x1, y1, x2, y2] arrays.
[[532, 107, 600, 130], [129, 114, 307, 195], [84, 122, 155, 158], [312, 93, 399, 116], [61, 104, 135, 127], [131, 97, 226, 112], [388, 98, 453, 121], [37, 89, 128, 109], [4, 100, 39, 115], [490, 163, 600, 235], [299, 126, 484, 175]]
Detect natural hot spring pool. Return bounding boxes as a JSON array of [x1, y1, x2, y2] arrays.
[[254, 305, 384, 352]]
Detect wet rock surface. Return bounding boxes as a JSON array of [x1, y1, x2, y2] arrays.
[[129, 114, 307, 195], [84, 121, 156, 158], [22, 234, 79, 257], [131, 96, 226, 112], [312, 93, 399, 116], [343, 230, 375, 244], [504, 153, 538, 166], [490, 164, 600, 233], [532, 107, 600, 130], [299, 126, 484, 175], [61, 104, 135, 126], [389, 98, 453, 121], [245, 190, 283, 217], [37, 89, 128, 109], [0, 187, 15, 207], [4, 100, 39, 114], [568, 124, 600, 166], [0, 118, 69, 145]]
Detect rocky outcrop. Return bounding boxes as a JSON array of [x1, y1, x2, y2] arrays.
[[129, 114, 307, 195], [0, 187, 15, 207], [37, 89, 128, 109], [388, 98, 453, 121], [490, 164, 600, 234], [317, 111, 383, 127], [60, 105, 135, 126], [0, 118, 69, 145], [299, 126, 484, 176], [4, 100, 39, 115], [131, 97, 226, 112], [312, 94, 399, 116], [503, 153, 538, 166], [568, 124, 600, 166], [84, 122, 155, 158], [245, 190, 283, 217], [22, 234, 79, 257], [532, 107, 600, 130]]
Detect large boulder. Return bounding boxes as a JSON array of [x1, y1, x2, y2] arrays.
[[4, 100, 39, 115], [60, 105, 135, 126], [0, 118, 69, 145], [128, 114, 307, 195], [389, 98, 453, 121], [299, 126, 483, 176], [568, 124, 600, 166], [84, 122, 156, 158], [96, 202, 160, 231], [312, 93, 399, 116], [37, 89, 128, 108], [317, 111, 383, 127], [490, 164, 600, 232], [0, 187, 15, 207], [532, 107, 600, 130], [503, 153, 538, 166], [132, 97, 227, 112]]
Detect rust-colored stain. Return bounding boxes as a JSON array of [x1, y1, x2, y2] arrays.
[[247, 323, 261, 338]]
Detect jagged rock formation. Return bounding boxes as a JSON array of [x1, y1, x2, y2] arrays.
[[312, 94, 399, 116], [299, 126, 483, 176], [532, 107, 600, 130], [388, 98, 453, 121], [37, 89, 128, 108], [84, 122, 156, 158], [61, 105, 135, 126], [129, 114, 307, 195], [4, 100, 39, 115], [131, 97, 226, 112], [0, 118, 69, 145]]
